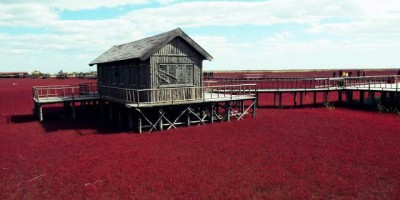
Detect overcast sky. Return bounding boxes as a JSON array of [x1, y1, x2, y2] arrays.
[[1, 0, 399, 73]]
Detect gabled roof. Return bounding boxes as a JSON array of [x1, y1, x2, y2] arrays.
[[89, 28, 213, 66]]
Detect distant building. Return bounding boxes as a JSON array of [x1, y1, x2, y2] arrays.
[[0, 72, 28, 78]]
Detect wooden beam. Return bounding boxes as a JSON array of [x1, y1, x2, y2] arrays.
[[159, 108, 163, 131], [225, 102, 231, 122], [313, 91, 317, 106], [293, 92, 297, 107], [128, 110, 133, 132], [299, 92, 303, 107], [253, 99, 257, 118], [38, 104, 43, 122], [71, 101, 76, 120], [359, 91, 364, 105], [210, 104, 214, 124]]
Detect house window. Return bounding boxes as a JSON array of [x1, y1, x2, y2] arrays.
[[158, 64, 194, 87]]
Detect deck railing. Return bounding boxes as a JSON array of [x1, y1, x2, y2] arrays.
[[99, 84, 257, 106], [32, 83, 98, 101], [205, 75, 399, 91]]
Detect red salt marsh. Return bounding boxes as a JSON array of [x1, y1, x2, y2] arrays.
[[1, 78, 399, 199]]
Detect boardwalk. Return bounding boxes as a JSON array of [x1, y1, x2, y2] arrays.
[[32, 75, 399, 131], [207, 75, 399, 108]]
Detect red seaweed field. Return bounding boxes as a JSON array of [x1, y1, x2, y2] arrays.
[[1, 78, 400, 199]]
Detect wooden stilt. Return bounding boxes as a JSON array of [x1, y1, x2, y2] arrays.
[[187, 107, 191, 126], [256, 92, 259, 107], [299, 92, 303, 107], [241, 101, 244, 115], [324, 91, 329, 104], [159, 108, 164, 130], [313, 91, 317, 106], [71, 101, 76, 120], [389, 92, 395, 105], [225, 102, 231, 122], [273, 92, 277, 107], [100, 100, 104, 118], [134, 108, 143, 133], [33, 102, 38, 117], [109, 103, 112, 120], [279, 92, 283, 108], [128, 110, 133, 132], [138, 114, 142, 133], [210, 104, 214, 124], [381, 92, 387, 105], [252, 99, 257, 118], [118, 106, 122, 125], [293, 92, 297, 107], [38, 104, 43, 122], [360, 91, 365, 104], [369, 91, 375, 102], [347, 91, 353, 104]]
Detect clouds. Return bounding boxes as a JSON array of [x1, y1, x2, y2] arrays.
[[0, 0, 399, 72], [1, 0, 150, 11]]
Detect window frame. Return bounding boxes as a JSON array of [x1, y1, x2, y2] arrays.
[[158, 63, 194, 88]]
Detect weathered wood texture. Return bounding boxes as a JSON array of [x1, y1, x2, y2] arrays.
[[97, 38, 205, 103], [150, 37, 203, 88], [97, 59, 150, 90]]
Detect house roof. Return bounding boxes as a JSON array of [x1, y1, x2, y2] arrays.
[[89, 28, 213, 66]]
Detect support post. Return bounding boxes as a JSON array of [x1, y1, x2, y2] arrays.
[[360, 91, 365, 105], [273, 92, 277, 107], [369, 91, 375, 103], [293, 92, 297, 107], [256, 92, 260, 107], [38, 104, 43, 122], [381, 92, 387, 105], [313, 91, 317, 106], [225, 102, 231, 122], [33, 102, 38, 118], [252, 99, 257, 118], [210, 104, 214, 124], [338, 91, 343, 104], [346, 91, 353, 105], [71, 101, 76, 120], [389, 92, 395, 105], [128, 110, 133, 132], [323, 91, 329, 104], [279, 92, 283, 108], [159, 108, 164, 131], [100, 100, 104, 118], [109, 103, 112, 120], [118, 105, 122, 125], [136, 109, 142, 133], [299, 92, 303, 107]]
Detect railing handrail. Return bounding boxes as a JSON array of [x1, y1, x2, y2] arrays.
[[98, 84, 257, 105], [33, 83, 98, 101]]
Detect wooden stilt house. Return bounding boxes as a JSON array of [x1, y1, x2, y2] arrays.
[[89, 28, 213, 103]]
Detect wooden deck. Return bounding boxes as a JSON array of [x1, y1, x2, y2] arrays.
[[33, 95, 99, 104], [125, 93, 256, 108], [32, 84, 258, 124], [32, 83, 98, 104]]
